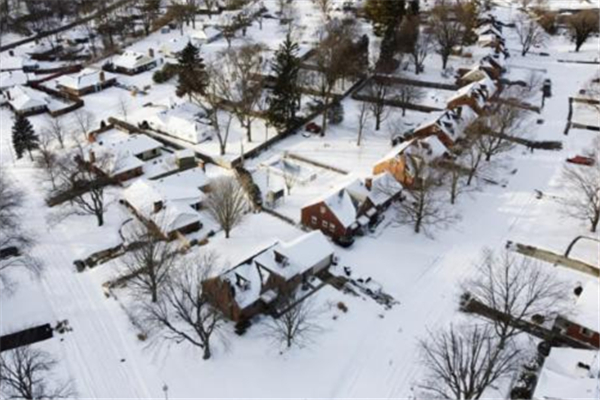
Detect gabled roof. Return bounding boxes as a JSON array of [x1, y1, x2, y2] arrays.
[[254, 231, 334, 280], [6, 85, 49, 111], [114, 51, 156, 70], [56, 68, 116, 90], [376, 137, 418, 165], [148, 102, 213, 144], [123, 178, 202, 233], [0, 71, 29, 89]]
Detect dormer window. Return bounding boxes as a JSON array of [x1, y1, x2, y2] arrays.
[[234, 273, 250, 291]]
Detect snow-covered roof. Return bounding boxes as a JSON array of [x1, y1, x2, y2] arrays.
[[254, 231, 334, 280], [324, 185, 362, 228], [376, 138, 418, 165], [6, 85, 49, 111], [447, 76, 497, 109], [476, 24, 503, 39], [571, 280, 600, 331], [153, 167, 209, 191], [222, 260, 270, 309], [123, 178, 203, 233], [0, 53, 37, 71], [56, 68, 117, 90], [533, 347, 600, 400], [114, 51, 156, 70], [86, 134, 162, 176], [147, 102, 213, 144], [0, 71, 29, 89], [461, 66, 492, 85], [369, 172, 403, 206]]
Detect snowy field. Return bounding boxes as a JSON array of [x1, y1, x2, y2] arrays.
[[1, 0, 599, 399]]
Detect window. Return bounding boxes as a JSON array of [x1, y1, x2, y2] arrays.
[[320, 206, 326, 214], [311, 216, 317, 225], [329, 224, 335, 232], [322, 220, 328, 228], [581, 327, 594, 338]]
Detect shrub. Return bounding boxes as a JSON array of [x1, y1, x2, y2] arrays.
[[337, 301, 349, 313], [152, 63, 178, 83]]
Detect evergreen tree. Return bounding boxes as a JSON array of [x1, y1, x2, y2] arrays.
[[12, 114, 38, 160], [176, 41, 209, 103], [364, 0, 406, 36], [267, 33, 301, 132]]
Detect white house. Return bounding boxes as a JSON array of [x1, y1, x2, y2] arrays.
[[146, 102, 213, 144], [122, 174, 205, 238], [113, 50, 158, 75], [533, 347, 599, 400], [5, 85, 49, 115], [55, 68, 117, 96]]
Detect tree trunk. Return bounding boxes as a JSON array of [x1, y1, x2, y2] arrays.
[[591, 212, 599, 233], [225, 228, 230, 238], [375, 114, 381, 131], [96, 211, 104, 226], [202, 342, 211, 359]]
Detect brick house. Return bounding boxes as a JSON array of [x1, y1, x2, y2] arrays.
[[552, 281, 600, 349], [446, 76, 497, 115], [301, 176, 402, 242], [56, 68, 117, 97], [202, 231, 335, 322], [412, 105, 479, 148]]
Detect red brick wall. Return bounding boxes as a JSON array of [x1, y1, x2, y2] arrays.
[[301, 201, 351, 240], [566, 324, 600, 348]]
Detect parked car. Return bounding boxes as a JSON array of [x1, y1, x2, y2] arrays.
[[0, 246, 20, 260], [566, 155, 595, 166], [305, 122, 322, 134]]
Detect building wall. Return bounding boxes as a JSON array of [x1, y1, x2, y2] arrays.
[[555, 316, 600, 349], [113, 166, 144, 182], [301, 201, 352, 240], [373, 156, 414, 187]]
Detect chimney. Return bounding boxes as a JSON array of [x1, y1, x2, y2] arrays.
[[8, 50, 14, 57], [148, 48, 155, 58], [99, 71, 105, 82], [365, 177, 373, 191], [89, 150, 96, 163], [153, 201, 163, 213]]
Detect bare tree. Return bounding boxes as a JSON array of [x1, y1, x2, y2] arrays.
[[282, 158, 298, 195], [265, 291, 322, 349], [462, 249, 570, 344], [312, 0, 332, 21], [140, 254, 225, 360], [118, 95, 130, 122], [73, 109, 96, 141], [468, 104, 526, 162], [205, 177, 247, 238], [356, 100, 370, 146], [559, 141, 600, 232], [0, 169, 41, 294], [395, 150, 459, 235], [395, 81, 423, 116], [0, 346, 74, 400], [410, 32, 431, 75], [44, 115, 66, 149], [514, 14, 545, 56], [418, 324, 520, 400], [367, 77, 389, 131], [430, 3, 463, 70], [35, 131, 59, 190], [123, 223, 178, 303], [567, 10, 599, 52], [313, 20, 362, 135], [202, 63, 235, 156], [54, 150, 113, 227], [219, 43, 266, 143]]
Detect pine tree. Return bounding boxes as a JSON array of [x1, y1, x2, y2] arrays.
[[364, 0, 406, 36], [176, 41, 209, 103], [12, 114, 38, 160], [267, 33, 301, 132]]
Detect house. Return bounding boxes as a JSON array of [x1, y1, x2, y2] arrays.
[[456, 66, 493, 87], [85, 134, 162, 181], [4, 85, 49, 116], [412, 105, 479, 148], [145, 102, 213, 144], [446, 76, 497, 115], [55, 68, 117, 96], [202, 231, 334, 322], [122, 170, 208, 239], [553, 280, 600, 349], [533, 347, 599, 400], [0, 71, 29, 92], [301, 176, 399, 242], [0, 53, 38, 72], [113, 50, 158, 75], [373, 138, 418, 187]]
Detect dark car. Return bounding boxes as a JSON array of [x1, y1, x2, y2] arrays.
[[305, 122, 322, 134], [0, 246, 20, 260]]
